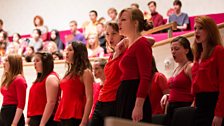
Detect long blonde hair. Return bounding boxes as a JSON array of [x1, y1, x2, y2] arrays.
[[192, 16, 223, 61], [1, 54, 23, 88]]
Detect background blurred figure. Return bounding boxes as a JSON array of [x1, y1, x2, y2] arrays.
[[50, 29, 65, 53], [86, 33, 104, 57], [29, 29, 43, 52], [168, 0, 189, 31], [27, 52, 60, 126], [149, 57, 169, 115], [23, 46, 35, 62], [83, 10, 98, 38], [65, 20, 86, 45], [1, 54, 27, 126], [107, 8, 118, 22], [33, 15, 49, 41], [192, 16, 224, 126], [130, 3, 139, 9], [0, 19, 4, 32], [96, 23, 107, 53], [147, 1, 164, 28], [0, 31, 8, 56]]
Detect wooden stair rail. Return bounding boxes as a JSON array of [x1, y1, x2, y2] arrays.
[[152, 22, 224, 48], [142, 22, 177, 38]]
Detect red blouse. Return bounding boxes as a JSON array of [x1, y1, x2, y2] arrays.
[[149, 72, 168, 114], [54, 75, 86, 121], [27, 72, 59, 117], [98, 53, 123, 102], [1, 76, 27, 109], [192, 45, 224, 117], [119, 37, 152, 98], [168, 69, 193, 103]]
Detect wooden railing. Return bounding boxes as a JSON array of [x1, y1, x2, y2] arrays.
[[142, 22, 177, 38], [152, 22, 224, 48]]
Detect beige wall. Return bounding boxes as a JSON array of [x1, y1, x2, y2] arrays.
[[0, 0, 224, 35]]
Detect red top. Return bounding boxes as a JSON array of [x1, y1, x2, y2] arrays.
[[98, 53, 123, 102], [54, 75, 86, 121], [90, 83, 102, 118], [149, 72, 168, 114], [168, 69, 193, 103], [27, 72, 59, 117], [151, 12, 164, 27], [119, 37, 152, 98], [1, 76, 27, 109], [192, 45, 224, 117]]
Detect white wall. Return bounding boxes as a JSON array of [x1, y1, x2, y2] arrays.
[[0, 0, 224, 35]]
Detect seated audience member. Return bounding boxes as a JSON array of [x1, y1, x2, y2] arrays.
[[6, 33, 21, 55], [98, 17, 106, 24], [87, 33, 104, 57], [149, 57, 169, 115], [29, 29, 43, 52], [83, 10, 98, 38], [50, 29, 65, 53], [90, 58, 107, 118], [131, 3, 139, 9], [33, 15, 48, 41], [23, 46, 35, 62], [0, 19, 4, 32], [45, 41, 63, 60], [97, 23, 107, 53], [0, 31, 8, 56], [160, 36, 193, 126], [65, 20, 86, 45], [107, 8, 118, 22], [147, 1, 164, 28], [168, 0, 189, 31]]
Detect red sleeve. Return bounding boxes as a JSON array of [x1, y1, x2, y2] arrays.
[[136, 40, 152, 98], [215, 46, 224, 117], [157, 15, 164, 26], [15, 77, 27, 109], [157, 73, 169, 92]]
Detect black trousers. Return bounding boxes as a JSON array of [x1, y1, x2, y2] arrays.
[[89, 101, 116, 126], [164, 101, 192, 126], [116, 80, 152, 123], [195, 92, 224, 126], [0, 105, 25, 126], [60, 118, 81, 126], [29, 115, 59, 126]]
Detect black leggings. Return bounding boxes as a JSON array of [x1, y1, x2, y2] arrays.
[[60, 118, 81, 126], [0, 105, 25, 126], [29, 115, 59, 126]]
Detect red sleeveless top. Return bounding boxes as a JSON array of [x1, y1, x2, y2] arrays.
[[168, 70, 193, 102], [27, 72, 59, 117], [54, 75, 86, 121]]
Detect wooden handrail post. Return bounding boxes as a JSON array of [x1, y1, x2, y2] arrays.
[[168, 28, 173, 38]]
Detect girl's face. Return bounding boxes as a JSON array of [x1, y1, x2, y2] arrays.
[[50, 31, 56, 40], [26, 47, 34, 56], [171, 42, 188, 63], [93, 63, 104, 79], [13, 34, 20, 42], [105, 25, 122, 49], [194, 22, 207, 44], [33, 54, 43, 73], [118, 11, 134, 36], [88, 34, 97, 46], [3, 57, 10, 73], [65, 44, 74, 64], [32, 30, 40, 40], [35, 18, 41, 26]]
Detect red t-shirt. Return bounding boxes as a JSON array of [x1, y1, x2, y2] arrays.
[[54, 75, 86, 121], [1, 76, 27, 109], [149, 72, 168, 114], [192, 45, 224, 117], [27, 72, 59, 117], [119, 37, 152, 98], [98, 54, 123, 102], [168, 69, 193, 103]]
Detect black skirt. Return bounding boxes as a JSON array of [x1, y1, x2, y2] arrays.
[[116, 79, 152, 123], [0, 105, 25, 126], [29, 115, 59, 126], [195, 92, 224, 126]]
